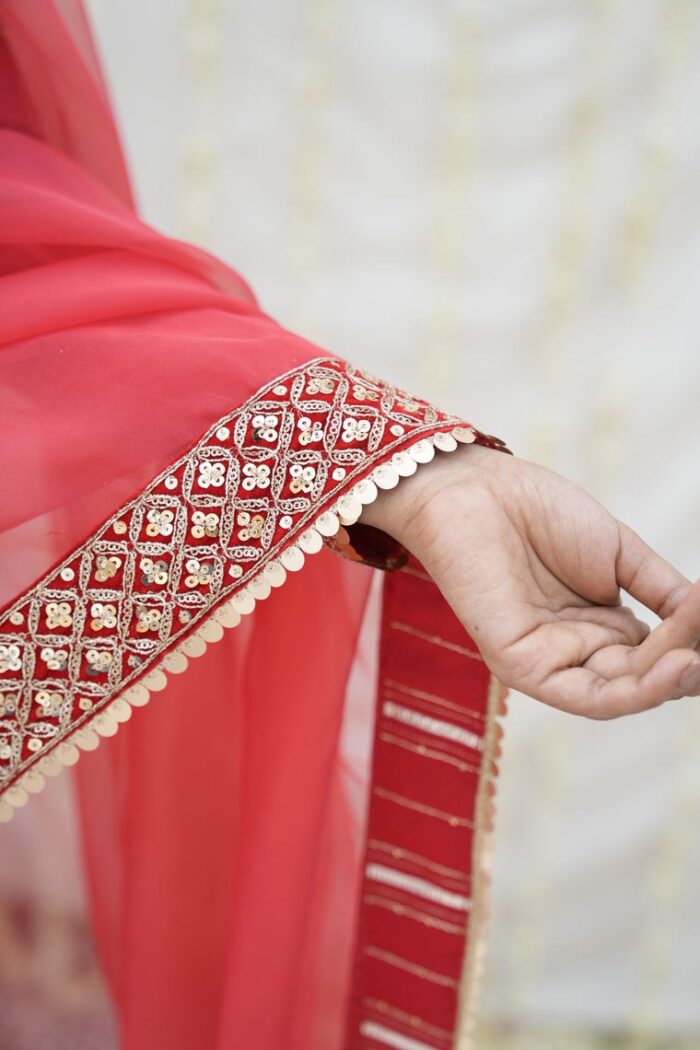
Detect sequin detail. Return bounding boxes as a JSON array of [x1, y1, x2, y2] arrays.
[[0, 358, 502, 794]]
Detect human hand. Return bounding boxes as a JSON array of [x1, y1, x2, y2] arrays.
[[361, 443, 700, 718]]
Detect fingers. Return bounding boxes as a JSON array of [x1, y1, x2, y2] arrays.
[[499, 607, 650, 687], [565, 605, 650, 646], [537, 647, 700, 720], [504, 586, 700, 719], [616, 522, 691, 618], [579, 581, 700, 685], [625, 578, 700, 673]]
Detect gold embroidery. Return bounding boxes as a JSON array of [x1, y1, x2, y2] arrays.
[[365, 946, 457, 989], [387, 622, 484, 663], [0, 357, 481, 800], [368, 838, 468, 883], [363, 894, 465, 936], [373, 787, 473, 829], [382, 677, 486, 722], [378, 730, 482, 776], [362, 998, 453, 1042]]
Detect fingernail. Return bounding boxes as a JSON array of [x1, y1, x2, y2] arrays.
[[679, 662, 700, 694]]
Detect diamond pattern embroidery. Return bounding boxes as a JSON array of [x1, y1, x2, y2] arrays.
[[0, 357, 505, 793]]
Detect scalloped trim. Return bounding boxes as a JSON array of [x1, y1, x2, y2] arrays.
[[0, 425, 480, 823], [455, 674, 509, 1048]]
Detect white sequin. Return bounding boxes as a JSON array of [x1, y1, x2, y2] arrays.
[[45, 602, 73, 629], [306, 377, 335, 395], [297, 417, 324, 445], [40, 648, 68, 670], [236, 511, 264, 541], [0, 646, 21, 674], [197, 461, 226, 489], [433, 431, 458, 452], [252, 414, 279, 443], [94, 556, 122, 583], [342, 417, 371, 443], [289, 464, 316, 493], [408, 440, 435, 464], [241, 463, 271, 491], [184, 559, 214, 588], [145, 508, 174, 537]]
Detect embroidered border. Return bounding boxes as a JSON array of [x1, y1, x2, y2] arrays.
[[0, 356, 505, 815]]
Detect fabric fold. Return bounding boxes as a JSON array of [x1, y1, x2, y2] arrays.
[[0, 2, 509, 1046]]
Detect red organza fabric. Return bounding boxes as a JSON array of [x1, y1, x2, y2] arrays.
[[0, 4, 374, 1045], [0, 5, 504, 1048]]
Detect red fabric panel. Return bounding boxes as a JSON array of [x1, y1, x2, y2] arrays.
[[345, 558, 494, 1049]]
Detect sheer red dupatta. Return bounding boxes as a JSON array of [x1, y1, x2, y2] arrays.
[[0, 4, 508, 1048]]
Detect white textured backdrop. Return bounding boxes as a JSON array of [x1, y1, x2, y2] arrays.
[[77, 0, 700, 1039]]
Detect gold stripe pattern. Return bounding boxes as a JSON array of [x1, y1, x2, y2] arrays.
[[362, 894, 465, 936], [368, 838, 468, 883], [378, 730, 482, 776], [362, 997, 453, 1042], [383, 678, 486, 721], [387, 621, 485, 662], [365, 946, 457, 990], [373, 787, 473, 829]]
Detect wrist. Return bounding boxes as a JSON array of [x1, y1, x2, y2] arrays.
[[359, 441, 497, 553]]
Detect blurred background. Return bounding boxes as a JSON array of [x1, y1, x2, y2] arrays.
[[1, 1, 699, 1047]]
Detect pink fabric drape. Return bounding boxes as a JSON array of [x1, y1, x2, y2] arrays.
[[0, 3, 374, 1045], [0, 6, 505, 1048]]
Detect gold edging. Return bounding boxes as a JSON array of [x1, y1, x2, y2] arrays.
[[454, 673, 509, 1048], [0, 426, 479, 823]]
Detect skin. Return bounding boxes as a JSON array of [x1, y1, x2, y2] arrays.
[[361, 443, 700, 719]]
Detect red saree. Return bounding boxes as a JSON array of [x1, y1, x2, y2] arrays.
[[0, 3, 508, 1047]]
